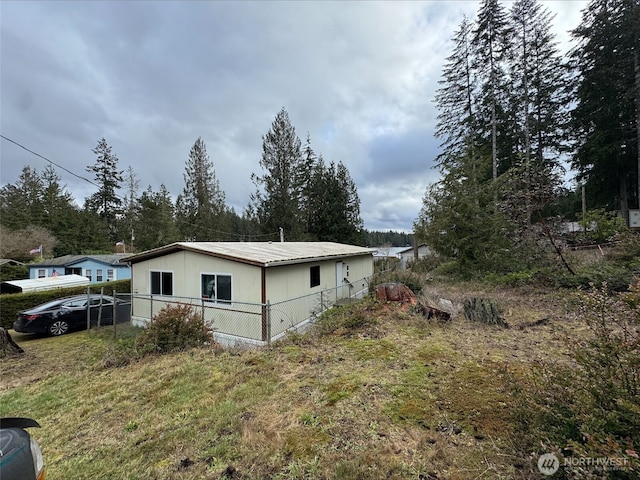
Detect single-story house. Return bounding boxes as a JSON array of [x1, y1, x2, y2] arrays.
[[0, 274, 90, 294], [126, 241, 375, 346], [372, 246, 405, 260], [398, 244, 431, 267], [29, 254, 131, 283], [0, 259, 25, 267]]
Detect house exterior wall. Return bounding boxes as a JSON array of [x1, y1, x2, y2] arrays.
[[399, 245, 431, 263], [130, 249, 373, 345], [29, 262, 130, 283]]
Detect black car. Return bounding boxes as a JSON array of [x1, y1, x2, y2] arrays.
[[13, 294, 131, 336]]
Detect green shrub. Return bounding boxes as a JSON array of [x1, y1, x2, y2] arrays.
[[578, 209, 628, 244], [139, 303, 214, 354], [485, 270, 534, 287]]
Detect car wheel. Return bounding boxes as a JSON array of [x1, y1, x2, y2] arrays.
[[48, 320, 69, 336]]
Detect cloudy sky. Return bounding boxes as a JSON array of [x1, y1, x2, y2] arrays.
[[1, 1, 587, 233]]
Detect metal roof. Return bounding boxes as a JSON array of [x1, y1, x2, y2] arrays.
[[29, 254, 131, 267], [126, 242, 376, 267], [0, 259, 25, 266], [0, 274, 90, 294]]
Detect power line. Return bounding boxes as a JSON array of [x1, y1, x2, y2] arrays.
[[1, 134, 98, 187], [1, 133, 283, 241]]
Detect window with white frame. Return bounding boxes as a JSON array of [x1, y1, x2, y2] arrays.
[[86, 269, 92, 281], [37, 269, 46, 279], [96, 269, 103, 282], [201, 273, 232, 303], [107, 269, 115, 281], [150, 271, 173, 296]]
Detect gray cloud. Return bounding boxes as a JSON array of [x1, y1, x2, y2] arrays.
[[1, 1, 586, 233]]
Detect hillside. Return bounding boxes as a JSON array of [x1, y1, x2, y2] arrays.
[[0, 284, 628, 479]]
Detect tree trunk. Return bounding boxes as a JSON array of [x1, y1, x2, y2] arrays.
[[463, 297, 508, 327], [635, 49, 640, 210], [0, 327, 24, 357]]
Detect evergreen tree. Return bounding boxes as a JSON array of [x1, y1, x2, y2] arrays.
[[136, 185, 180, 250], [250, 107, 305, 241], [506, 0, 567, 227], [0, 165, 44, 229], [175, 137, 228, 241], [120, 166, 140, 248], [86, 138, 124, 242], [305, 158, 364, 244], [509, 0, 567, 168], [40, 165, 81, 255], [335, 161, 365, 244], [435, 17, 486, 187], [472, 0, 511, 180], [300, 133, 320, 238], [569, 0, 640, 222]]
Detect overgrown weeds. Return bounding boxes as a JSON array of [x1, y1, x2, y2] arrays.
[[511, 279, 640, 478]]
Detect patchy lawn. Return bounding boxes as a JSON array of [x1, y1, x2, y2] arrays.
[[1, 286, 578, 479]]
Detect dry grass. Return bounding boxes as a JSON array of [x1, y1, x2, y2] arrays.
[[0, 284, 579, 479]]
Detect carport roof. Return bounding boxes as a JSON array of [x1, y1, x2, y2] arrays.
[[126, 242, 376, 267]]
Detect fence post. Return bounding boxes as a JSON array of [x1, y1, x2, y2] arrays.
[[266, 300, 271, 346], [150, 295, 153, 323], [97, 287, 104, 327], [86, 286, 91, 331], [113, 289, 117, 340]]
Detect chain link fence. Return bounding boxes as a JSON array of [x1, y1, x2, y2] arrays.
[[129, 276, 372, 347]]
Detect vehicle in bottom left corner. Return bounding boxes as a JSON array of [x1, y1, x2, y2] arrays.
[[0, 417, 45, 480]]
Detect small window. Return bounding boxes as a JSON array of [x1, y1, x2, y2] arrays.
[[107, 269, 115, 281], [201, 273, 232, 303], [151, 271, 173, 296], [86, 269, 92, 281], [96, 269, 103, 282], [310, 266, 320, 288], [37, 269, 46, 279]]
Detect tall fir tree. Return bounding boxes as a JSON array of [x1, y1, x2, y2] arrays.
[[250, 107, 305, 241], [137, 185, 180, 250], [506, 0, 567, 227], [472, 0, 511, 180], [569, 0, 640, 222], [175, 137, 228, 241], [86, 138, 124, 242], [306, 159, 364, 244], [0, 165, 44, 230], [40, 165, 81, 255], [121, 166, 140, 249]]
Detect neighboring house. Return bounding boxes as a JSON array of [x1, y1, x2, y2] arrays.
[[0, 259, 25, 267], [372, 247, 405, 260], [126, 241, 375, 346], [29, 254, 131, 284], [398, 244, 431, 268]]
